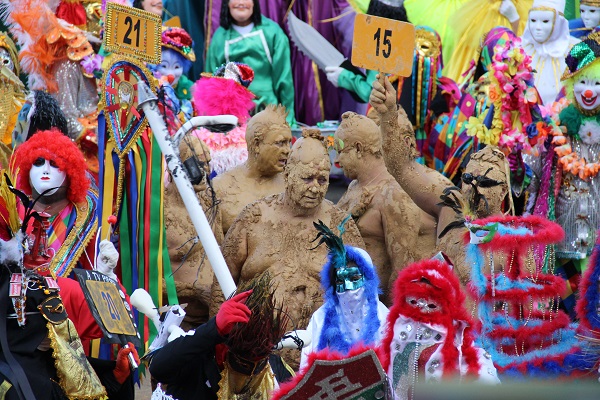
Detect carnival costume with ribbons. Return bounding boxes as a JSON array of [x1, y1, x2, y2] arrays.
[[98, 58, 177, 352], [0, 172, 106, 400], [0, 31, 25, 150], [465, 215, 597, 378]]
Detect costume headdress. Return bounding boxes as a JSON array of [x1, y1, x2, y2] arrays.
[[161, 26, 196, 62], [11, 129, 89, 204], [12, 91, 69, 148], [0, 31, 20, 76], [581, 0, 600, 6], [522, 0, 570, 59], [562, 31, 600, 80], [311, 219, 382, 354], [192, 62, 256, 125], [380, 259, 481, 377]]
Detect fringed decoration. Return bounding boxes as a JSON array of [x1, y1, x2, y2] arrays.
[[192, 75, 255, 125]]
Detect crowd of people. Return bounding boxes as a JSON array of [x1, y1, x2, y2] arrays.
[[1, 0, 600, 399]]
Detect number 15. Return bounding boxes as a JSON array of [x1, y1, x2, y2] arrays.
[[374, 28, 392, 58]]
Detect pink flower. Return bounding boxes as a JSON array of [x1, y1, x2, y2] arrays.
[[503, 83, 514, 93]]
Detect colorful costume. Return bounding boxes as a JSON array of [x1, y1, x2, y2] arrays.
[[205, 16, 296, 125], [300, 222, 389, 370], [0, 32, 24, 153], [381, 259, 499, 400], [521, 0, 580, 105]]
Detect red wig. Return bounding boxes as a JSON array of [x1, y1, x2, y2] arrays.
[[12, 129, 89, 204], [381, 259, 481, 377]]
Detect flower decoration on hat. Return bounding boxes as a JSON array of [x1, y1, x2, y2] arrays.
[[161, 27, 196, 62]]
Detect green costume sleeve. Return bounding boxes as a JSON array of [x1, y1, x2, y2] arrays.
[[205, 28, 226, 74], [267, 22, 296, 126], [337, 69, 379, 103]]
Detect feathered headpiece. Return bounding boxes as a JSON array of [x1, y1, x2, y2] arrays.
[[161, 26, 196, 62], [311, 218, 382, 354]]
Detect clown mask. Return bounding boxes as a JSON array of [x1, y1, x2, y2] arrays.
[[29, 158, 67, 196], [574, 77, 600, 112], [157, 49, 184, 87], [581, 5, 600, 29]]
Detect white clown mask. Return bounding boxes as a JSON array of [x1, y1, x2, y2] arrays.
[[29, 158, 67, 196], [574, 77, 600, 111], [528, 9, 557, 43]]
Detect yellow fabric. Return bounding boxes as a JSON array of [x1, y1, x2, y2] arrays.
[[405, 0, 467, 71], [216, 361, 276, 400], [444, 0, 533, 83], [47, 319, 107, 400], [347, 0, 370, 13]]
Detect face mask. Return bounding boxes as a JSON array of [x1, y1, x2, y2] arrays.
[[574, 76, 600, 111], [581, 5, 600, 29], [157, 50, 184, 86], [528, 10, 556, 43], [29, 158, 67, 196], [335, 266, 365, 293], [0, 48, 14, 73]]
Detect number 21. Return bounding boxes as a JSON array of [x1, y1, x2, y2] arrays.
[[123, 16, 141, 47], [373, 28, 392, 58]]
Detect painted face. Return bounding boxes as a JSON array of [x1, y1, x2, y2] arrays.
[[335, 265, 364, 293], [574, 76, 600, 111], [0, 48, 14, 73], [141, 0, 163, 16], [581, 5, 600, 28], [157, 49, 184, 86], [229, 0, 254, 26], [29, 157, 67, 196], [256, 128, 292, 175], [286, 159, 330, 210], [527, 10, 556, 43], [333, 135, 359, 180]]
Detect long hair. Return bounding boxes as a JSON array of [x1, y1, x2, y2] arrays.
[[220, 0, 262, 30]]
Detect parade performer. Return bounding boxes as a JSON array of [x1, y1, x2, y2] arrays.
[[382, 259, 500, 400], [445, 0, 532, 83], [212, 104, 291, 236], [334, 111, 424, 301], [220, 128, 364, 368], [151, 26, 196, 120], [0, 173, 137, 400], [569, 0, 600, 39], [205, 0, 295, 125], [299, 220, 389, 370], [527, 30, 600, 317], [192, 62, 256, 175], [150, 272, 294, 400], [11, 129, 98, 277], [521, 0, 580, 105]]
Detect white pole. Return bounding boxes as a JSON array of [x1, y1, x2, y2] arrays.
[[137, 82, 237, 298]]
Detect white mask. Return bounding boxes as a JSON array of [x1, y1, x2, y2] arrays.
[[581, 5, 600, 29], [29, 158, 67, 196], [574, 76, 600, 110], [528, 9, 556, 43], [157, 49, 183, 86], [0, 48, 14, 73]]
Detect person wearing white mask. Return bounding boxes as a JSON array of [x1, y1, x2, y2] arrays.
[[521, 0, 580, 105], [570, 0, 600, 39], [299, 221, 389, 371]]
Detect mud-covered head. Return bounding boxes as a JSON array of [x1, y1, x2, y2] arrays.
[[334, 112, 382, 180], [285, 129, 330, 211], [463, 147, 509, 217]]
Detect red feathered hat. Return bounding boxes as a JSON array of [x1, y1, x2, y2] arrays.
[[11, 129, 89, 204]]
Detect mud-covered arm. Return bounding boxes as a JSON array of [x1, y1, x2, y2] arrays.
[[370, 75, 458, 224], [221, 210, 250, 283], [380, 187, 418, 272]]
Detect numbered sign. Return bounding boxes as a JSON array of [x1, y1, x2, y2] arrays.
[[104, 2, 162, 64], [351, 14, 415, 77], [74, 269, 141, 346]]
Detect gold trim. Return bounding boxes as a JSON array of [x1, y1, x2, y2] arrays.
[[581, 0, 600, 7], [530, 6, 564, 17]]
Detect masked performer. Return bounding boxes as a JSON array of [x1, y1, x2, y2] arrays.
[[300, 221, 389, 370], [150, 272, 293, 400], [569, 0, 600, 39], [382, 259, 500, 400], [11, 128, 97, 277], [521, 0, 580, 105], [205, 0, 295, 125]]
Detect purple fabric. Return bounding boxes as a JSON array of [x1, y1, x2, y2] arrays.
[[204, 0, 363, 125], [533, 143, 555, 219]]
